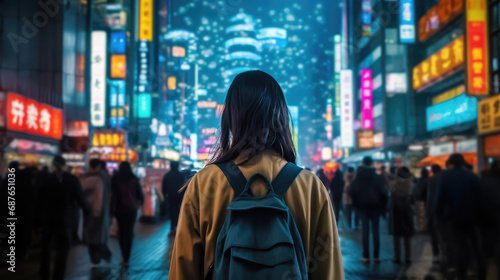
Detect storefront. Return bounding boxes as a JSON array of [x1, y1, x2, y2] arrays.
[[1, 92, 63, 168], [418, 138, 478, 170], [477, 94, 500, 170]]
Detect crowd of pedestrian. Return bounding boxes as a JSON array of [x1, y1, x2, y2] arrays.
[[0, 154, 195, 279], [313, 153, 499, 280]]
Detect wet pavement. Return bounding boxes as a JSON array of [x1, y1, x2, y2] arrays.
[[0, 215, 487, 280]]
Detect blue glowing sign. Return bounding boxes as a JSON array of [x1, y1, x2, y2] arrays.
[[109, 80, 125, 107], [135, 93, 152, 118], [110, 32, 126, 54], [400, 0, 415, 43], [426, 94, 477, 131]]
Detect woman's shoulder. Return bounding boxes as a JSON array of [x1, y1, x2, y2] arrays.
[[292, 168, 330, 198]]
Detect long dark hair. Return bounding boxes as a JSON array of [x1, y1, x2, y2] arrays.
[[115, 161, 136, 182], [207, 70, 296, 165]]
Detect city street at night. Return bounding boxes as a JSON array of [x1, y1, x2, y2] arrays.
[[0, 218, 458, 280], [1, 0, 500, 279]]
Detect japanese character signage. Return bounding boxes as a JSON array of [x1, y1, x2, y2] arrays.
[[418, 0, 463, 42], [92, 130, 126, 147], [478, 94, 500, 134], [400, 0, 415, 43], [340, 70, 354, 148], [7, 93, 63, 140], [361, 69, 373, 130], [413, 36, 464, 91], [91, 31, 107, 127], [362, 0, 371, 36], [139, 0, 153, 41], [465, 0, 489, 96]]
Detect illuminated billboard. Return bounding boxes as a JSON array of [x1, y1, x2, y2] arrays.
[[413, 36, 464, 91], [478, 94, 500, 134], [135, 93, 152, 118], [91, 30, 107, 127], [418, 0, 463, 42], [7, 93, 63, 140], [465, 0, 489, 96], [139, 0, 153, 41], [110, 54, 126, 79], [340, 70, 354, 148], [426, 94, 477, 131], [334, 35, 341, 116], [361, 69, 373, 130], [362, 0, 371, 36], [110, 32, 126, 54], [109, 80, 126, 107], [400, 0, 415, 43]]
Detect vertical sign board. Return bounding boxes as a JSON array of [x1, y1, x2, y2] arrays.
[[361, 69, 373, 129], [139, 0, 153, 41], [362, 0, 371, 36], [334, 35, 342, 116], [465, 0, 489, 96], [334, 36, 342, 115], [91, 31, 107, 127], [340, 70, 354, 148], [400, 0, 415, 43], [137, 0, 154, 119], [341, 0, 349, 69], [478, 94, 500, 134]]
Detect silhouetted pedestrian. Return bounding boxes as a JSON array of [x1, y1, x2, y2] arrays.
[[388, 167, 415, 264], [38, 155, 88, 280], [343, 167, 355, 228], [434, 154, 486, 280], [330, 169, 345, 222], [479, 160, 500, 279], [162, 161, 185, 232], [111, 161, 144, 268], [426, 164, 443, 264], [316, 169, 330, 193], [350, 156, 388, 262]]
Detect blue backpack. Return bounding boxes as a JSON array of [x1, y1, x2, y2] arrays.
[[209, 161, 309, 280]]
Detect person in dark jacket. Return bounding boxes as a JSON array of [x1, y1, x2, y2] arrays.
[[330, 169, 345, 222], [434, 154, 486, 280], [38, 155, 89, 280], [479, 160, 500, 280], [316, 169, 330, 193], [111, 161, 144, 268], [343, 167, 356, 229], [162, 161, 186, 232], [426, 164, 442, 264], [350, 156, 388, 262], [388, 167, 415, 264]]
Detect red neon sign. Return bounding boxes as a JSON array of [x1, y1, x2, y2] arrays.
[[465, 0, 489, 96], [7, 93, 63, 140]]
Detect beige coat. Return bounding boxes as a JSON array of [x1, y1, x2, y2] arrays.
[[168, 152, 344, 280]]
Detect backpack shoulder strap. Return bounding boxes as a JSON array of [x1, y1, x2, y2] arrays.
[[215, 161, 247, 198], [272, 162, 303, 199]]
